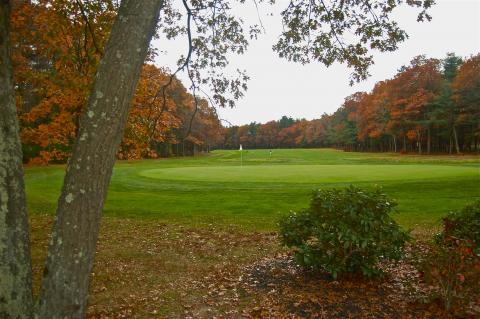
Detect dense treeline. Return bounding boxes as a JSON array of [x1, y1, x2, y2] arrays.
[[12, 0, 223, 164], [221, 54, 479, 154], [11, 1, 479, 160]]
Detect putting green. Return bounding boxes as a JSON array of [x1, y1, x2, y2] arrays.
[[140, 164, 478, 184]]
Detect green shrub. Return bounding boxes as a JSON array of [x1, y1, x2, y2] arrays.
[[279, 186, 409, 278], [418, 200, 480, 313]]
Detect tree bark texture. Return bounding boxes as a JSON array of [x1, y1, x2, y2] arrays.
[[0, 2, 34, 318], [36, 0, 163, 317]]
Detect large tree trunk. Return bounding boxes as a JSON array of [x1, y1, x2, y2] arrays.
[[0, 2, 33, 318], [36, 1, 163, 317]]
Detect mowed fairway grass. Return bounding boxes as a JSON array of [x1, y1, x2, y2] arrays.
[[25, 148, 479, 231]]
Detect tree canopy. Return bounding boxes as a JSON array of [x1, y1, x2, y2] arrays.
[[221, 53, 479, 154]]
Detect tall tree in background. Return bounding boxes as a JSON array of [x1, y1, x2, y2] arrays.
[[335, 93, 362, 151], [12, 0, 117, 164], [432, 53, 463, 153], [452, 54, 480, 152], [357, 81, 392, 151], [388, 56, 442, 154], [304, 116, 331, 148], [120, 64, 184, 159], [256, 120, 280, 149]]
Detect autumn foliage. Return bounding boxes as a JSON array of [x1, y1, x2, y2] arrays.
[[11, 0, 223, 164], [11, 1, 479, 161], [119, 64, 223, 160], [417, 201, 480, 314], [221, 54, 480, 154]]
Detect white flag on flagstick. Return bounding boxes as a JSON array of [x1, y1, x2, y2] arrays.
[[239, 144, 243, 166]]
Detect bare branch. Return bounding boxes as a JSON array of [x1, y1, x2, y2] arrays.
[[75, 0, 103, 55]]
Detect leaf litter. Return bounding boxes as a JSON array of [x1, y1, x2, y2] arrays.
[[29, 216, 477, 318]]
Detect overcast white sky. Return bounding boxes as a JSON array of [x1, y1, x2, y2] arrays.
[[153, 0, 480, 126]]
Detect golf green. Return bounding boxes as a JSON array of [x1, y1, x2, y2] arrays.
[[24, 149, 480, 230], [140, 164, 477, 184]]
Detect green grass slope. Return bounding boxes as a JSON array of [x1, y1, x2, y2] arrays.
[[25, 149, 480, 231]]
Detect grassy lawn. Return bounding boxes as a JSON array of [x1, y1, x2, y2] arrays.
[[26, 148, 480, 231], [26, 149, 480, 317]]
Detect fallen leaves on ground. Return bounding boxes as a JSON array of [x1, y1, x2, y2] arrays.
[[29, 216, 477, 318]]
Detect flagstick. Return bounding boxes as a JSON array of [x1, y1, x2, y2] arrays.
[[239, 144, 243, 167]]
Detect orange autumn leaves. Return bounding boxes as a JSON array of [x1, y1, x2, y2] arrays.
[[357, 56, 443, 143], [222, 53, 479, 153], [119, 65, 223, 160], [120, 65, 182, 160], [10, 1, 479, 160], [12, 0, 113, 164], [11, 0, 223, 164], [452, 55, 480, 125]]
